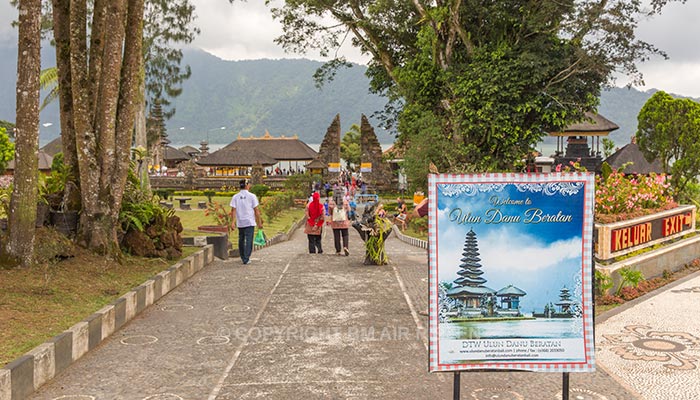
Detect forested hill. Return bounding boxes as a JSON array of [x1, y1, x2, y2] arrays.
[[0, 43, 697, 148], [165, 49, 393, 144]]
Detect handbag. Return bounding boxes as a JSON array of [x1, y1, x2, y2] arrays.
[[254, 229, 267, 246], [332, 207, 347, 222], [304, 220, 322, 235]]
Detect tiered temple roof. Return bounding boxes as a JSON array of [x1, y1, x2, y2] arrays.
[[447, 229, 496, 298]]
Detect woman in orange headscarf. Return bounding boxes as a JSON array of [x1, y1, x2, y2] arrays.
[[304, 192, 325, 253]]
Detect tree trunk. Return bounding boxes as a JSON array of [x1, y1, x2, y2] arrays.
[[134, 79, 151, 192], [7, 0, 42, 266], [58, 0, 145, 255], [52, 0, 81, 211]]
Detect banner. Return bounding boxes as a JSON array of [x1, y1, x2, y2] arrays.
[[428, 173, 595, 373], [360, 163, 372, 172], [328, 162, 341, 172]]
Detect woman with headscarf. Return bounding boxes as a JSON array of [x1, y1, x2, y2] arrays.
[[329, 196, 351, 256], [304, 192, 325, 253]]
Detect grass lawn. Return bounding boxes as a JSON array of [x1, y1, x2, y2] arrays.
[[0, 200, 305, 367], [173, 196, 305, 244], [0, 241, 199, 366]]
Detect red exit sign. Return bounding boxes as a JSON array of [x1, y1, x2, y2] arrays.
[[611, 212, 693, 253]]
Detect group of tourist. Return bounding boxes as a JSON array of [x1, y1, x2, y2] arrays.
[[228, 175, 429, 265]]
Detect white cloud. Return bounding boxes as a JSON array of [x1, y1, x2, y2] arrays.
[[436, 227, 582, 283], [479, 230, 581, 273]]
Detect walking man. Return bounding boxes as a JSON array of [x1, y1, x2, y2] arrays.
[[230, 179, 263, 264]]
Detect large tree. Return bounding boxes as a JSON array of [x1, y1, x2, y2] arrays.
[[51, 0, 145, 255], [637, 91, 700, 200], [269, 0, 686, 188], [8, 0, 42, 265]]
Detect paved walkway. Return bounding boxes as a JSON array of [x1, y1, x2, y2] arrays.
[[27, 225, 699, 399]]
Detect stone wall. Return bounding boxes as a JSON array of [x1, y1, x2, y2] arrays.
[[318, 114, 341, 181], [360, 115, 392, 190]]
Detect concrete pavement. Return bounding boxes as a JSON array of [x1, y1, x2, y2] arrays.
[[26, 223, 695, 399]]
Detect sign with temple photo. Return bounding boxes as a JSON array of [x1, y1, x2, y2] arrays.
[[428, 173, 595, 373]]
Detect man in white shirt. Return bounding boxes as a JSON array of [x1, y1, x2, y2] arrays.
[[230, 179, 263, 264]]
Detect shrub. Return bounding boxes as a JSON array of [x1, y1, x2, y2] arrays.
[[261, 192, 294, 223], [153, 188, 175, 201], [596, 169, 675, 222], [203, 190, 216, 202], [615, 267, 644, 296], [594, 270, 614, 296], [204, 201, 233, 235], [250, 184, 270, 199]]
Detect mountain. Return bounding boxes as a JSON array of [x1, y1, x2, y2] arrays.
[[0, 44, 697, 148], [166, 48, 392, 144]]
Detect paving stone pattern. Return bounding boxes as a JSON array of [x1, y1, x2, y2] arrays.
[[27, 225, 670, 399]]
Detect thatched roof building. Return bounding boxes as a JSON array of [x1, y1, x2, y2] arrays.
[[604, 140, 663, 174], [197, 131, 318, 168]]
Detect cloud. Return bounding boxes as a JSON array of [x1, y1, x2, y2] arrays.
[[478, 229, 581, 273], [437, 227, 582, 282]]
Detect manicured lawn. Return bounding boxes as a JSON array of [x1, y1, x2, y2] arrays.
[[173, 195, 305, 244], [0, 241, 199, 366]]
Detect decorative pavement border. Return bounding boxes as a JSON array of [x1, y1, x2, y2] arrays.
[[0, 245, 215, 400], [1, 218, 390, 399]]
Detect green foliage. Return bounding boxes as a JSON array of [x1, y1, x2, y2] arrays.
[[616, 267, 645, 296], [0, 121, 14, 136], [637, 92, 700, 201], [203, 190, 216, 202], [154, 188, 175, 200], [204, 201, 233, 235], [602, 138, 616, 158], [120, 171, 174, 233], [284, 173, 315, 198], [249, 184, 270, 199], [0, 127, 14, 174], [261, 192, 294, 224], [271, 1, 673, 184], [594, 270, 614, 296]]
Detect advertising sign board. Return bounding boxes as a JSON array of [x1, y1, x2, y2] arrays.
[[428, 173, 595, 373]]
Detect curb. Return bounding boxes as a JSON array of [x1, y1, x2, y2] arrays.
[[0, 245, 215, 400], [392, 224, 428, 250]]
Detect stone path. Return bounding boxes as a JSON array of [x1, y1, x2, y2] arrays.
[[27, 224, 696, 399]]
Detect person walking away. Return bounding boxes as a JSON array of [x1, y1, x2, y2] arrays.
[[230, 179, 263, 265], [305, 192, 325, 253], [329, 197, 351, 256]]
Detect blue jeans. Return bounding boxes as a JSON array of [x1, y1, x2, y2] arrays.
[[238, 226, 255, 263]]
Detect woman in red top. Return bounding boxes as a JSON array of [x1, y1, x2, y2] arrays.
[[305, 192, 325, 253]]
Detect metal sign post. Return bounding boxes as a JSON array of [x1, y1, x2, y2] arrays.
[[453, 371, 460, 400]]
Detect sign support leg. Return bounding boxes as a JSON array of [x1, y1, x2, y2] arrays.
[[453, 371, 461, 400], [562, 372, 570, 400]]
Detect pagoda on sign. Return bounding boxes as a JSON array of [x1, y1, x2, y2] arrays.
[[446, 229, 496, 317], [534, 286, 580, 319]]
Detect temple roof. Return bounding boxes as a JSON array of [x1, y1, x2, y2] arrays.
[[446, 286, 496, 297], [197, 131, 318, 166], [496, 285, 527, 297], [179, 145, 200, 156], [604, 141, 663, 174], [7, 150, 53, 171], [305, 158, 328, 169], [197, 148, 278, 166], [549, 112, 619, 137], [164, 145, 191, 162], [40, 136, 63, 157]]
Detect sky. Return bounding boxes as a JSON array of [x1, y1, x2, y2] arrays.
[[1, 1, 700, 96], [433, 178, 591, 313]]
